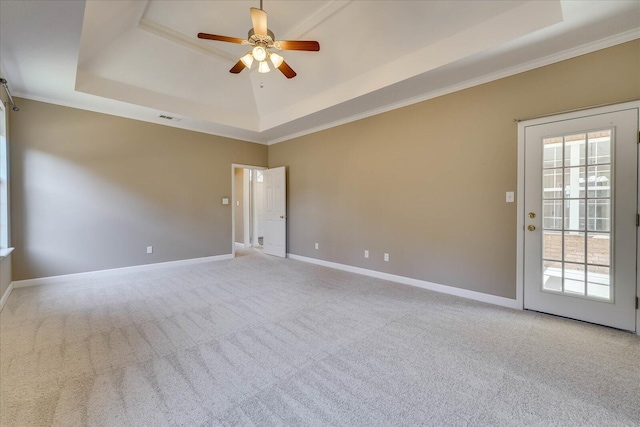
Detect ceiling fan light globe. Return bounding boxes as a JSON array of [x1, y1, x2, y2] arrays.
[[240, 53, 254, 68], [269, 52, 284, 68], [258, 61, 270, 73], [252, 45, 267, 62]]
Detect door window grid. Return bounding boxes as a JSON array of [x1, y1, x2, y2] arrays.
[[541, 129, 613, 301]]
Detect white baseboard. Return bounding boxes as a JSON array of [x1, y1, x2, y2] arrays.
[[287, 253, 520, 309], [0, 282, 14, 312], [12, 254, 234, 288]]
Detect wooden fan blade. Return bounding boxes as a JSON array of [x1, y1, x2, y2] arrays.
[[250, 7, 267, 36], [198, 33, 245, 44], [230, 60, 246, 74], [277, 40, 320, 51], [277, 60, 297, 79]]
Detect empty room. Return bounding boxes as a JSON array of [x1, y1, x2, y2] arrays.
[[0, 0, 639, 426]]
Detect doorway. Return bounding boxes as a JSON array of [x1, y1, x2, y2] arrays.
[[232, 165, 266, 257], [518, 102, 639, 332]]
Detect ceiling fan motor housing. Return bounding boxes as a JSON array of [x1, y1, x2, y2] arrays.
[[248, 28, 275, 45]]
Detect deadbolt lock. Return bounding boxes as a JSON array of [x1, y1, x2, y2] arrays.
[[528, 212, 536, 218], [527, 225, 536, 231]]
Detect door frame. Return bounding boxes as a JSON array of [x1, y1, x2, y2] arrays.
[[231, 163, 267, 257], [516, 100, 640, 334]]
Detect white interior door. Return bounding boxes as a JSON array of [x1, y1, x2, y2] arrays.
[[523, 106, 638, 331], [263, 166, 286, 258], [256, 171, 265, 242], [243, 169, 251, 247]]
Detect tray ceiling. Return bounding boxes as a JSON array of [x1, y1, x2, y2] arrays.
[[1, 1, 639, 144]]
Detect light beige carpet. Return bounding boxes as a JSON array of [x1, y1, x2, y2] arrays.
[[1, 248, 639, 426]]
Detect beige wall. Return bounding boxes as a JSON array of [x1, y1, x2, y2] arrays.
[[234, 168, 244, 244], [268, 40, 640, 299], [10, 98, 267, 280]]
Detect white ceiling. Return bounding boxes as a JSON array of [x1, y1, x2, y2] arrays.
[[1, 1, 639, 144]]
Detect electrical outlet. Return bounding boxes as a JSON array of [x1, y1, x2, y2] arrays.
[[384, 253, 389, 262], [364, 250, 369, 258], [147, 246, 153, 254], [315, 243, 319, 250]]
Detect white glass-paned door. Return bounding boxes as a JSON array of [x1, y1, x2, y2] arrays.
[[523, 106, 638, 332]]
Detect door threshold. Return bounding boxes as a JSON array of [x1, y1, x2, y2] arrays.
[[524, 309, 636, 334]]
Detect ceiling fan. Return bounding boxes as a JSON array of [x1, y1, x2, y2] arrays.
[[197, 1, 320, 79]]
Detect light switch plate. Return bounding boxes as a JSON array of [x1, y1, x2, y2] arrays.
[[384, 253, 389, 262], [506, 191, 515, 203], [222, 198, 229, 205]]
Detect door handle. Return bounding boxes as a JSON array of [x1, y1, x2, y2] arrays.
[[280, 215, 285, 219], [527, 225, 536, 231]]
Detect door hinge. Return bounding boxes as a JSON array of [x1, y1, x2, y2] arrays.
[[637, 214, 639, 227], [636, 297, 639, 310]]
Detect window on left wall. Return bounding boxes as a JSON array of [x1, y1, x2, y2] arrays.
[[0, 102, 9, 250]]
